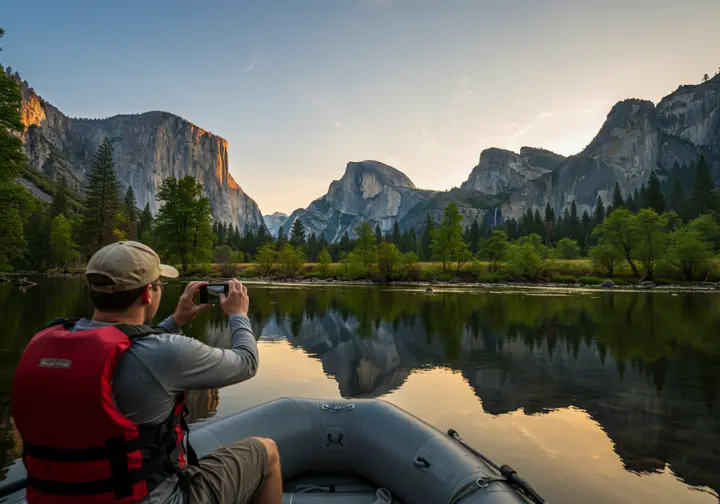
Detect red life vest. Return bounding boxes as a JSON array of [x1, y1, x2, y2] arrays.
[[11, 320, 199, 503]]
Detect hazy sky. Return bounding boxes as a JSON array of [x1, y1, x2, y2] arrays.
[[2, 0, 719, 215]]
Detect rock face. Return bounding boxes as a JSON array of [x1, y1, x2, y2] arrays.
[[262, 212, 288, 237], [501, 77, 720, 220], [14, 73, 265, 231], [282, 161, 436, 241], [461, 147, 564, 195]]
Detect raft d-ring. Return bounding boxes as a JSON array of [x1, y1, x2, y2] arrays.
[[476, 478, 489, 489], [321, 404, 355, 412]]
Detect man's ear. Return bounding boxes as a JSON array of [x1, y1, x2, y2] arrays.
[[140, 284, 152, 305]]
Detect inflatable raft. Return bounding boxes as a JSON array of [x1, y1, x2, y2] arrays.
[[0, 398, 545, 504]]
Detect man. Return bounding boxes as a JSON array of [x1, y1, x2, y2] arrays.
[[12, 241, 282, 504]]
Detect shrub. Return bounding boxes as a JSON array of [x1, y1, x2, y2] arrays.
[[552, 274, 577, 284], [577, 276, 604, 285]]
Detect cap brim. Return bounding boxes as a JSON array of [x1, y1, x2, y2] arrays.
[[159, 264, 180, 279]]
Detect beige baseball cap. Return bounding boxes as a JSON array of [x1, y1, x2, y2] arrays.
[[85, 241, 179, 293]]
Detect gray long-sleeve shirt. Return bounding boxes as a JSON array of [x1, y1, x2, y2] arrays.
[[72, 314, 259, 504]]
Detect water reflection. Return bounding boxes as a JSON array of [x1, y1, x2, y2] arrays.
[[0, 280, 719, 501]]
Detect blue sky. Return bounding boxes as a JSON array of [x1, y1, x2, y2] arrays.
[[2, 0, 719, 214]]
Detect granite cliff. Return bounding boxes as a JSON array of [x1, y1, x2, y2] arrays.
[[281, 161, 436, 242], [262, 212, 288, 237], [14, 71, 265, 231], [501, 75, 720, 220]]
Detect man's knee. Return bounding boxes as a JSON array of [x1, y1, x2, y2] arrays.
[[251, 436, 280, 467]]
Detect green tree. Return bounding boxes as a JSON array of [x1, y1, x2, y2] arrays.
[[690, 155, 715, 217], [137, 203, 154, 246], [669, 172, 689, 221], [317, 248, 332, 277], [24, 205, 52, 270], [481, 230, 509, 272], [276, 225, 288, 250], [568, 201, 580, 242], [254, 243, 278, 276], [665, 227, 712, 281], [639, 183, 648, 209], [49, 214, 79, 272], [407, 227, 418, 254], [594, 195, 605, 227], [646, 171, 665, 214], [0, 57, 31, 270], [431, 203, 466, 271], [580, 210, 592, 254], [278, 244, 304, 277], [556, 237, 580, 259], [353, 221, 377, 275], [377, 242, 401, 281], [392, 222, 402, 245], [543, 202, 556, 244], [593, 208, 640, 277], [339, 231, 351, 253], [589, 240, 624, 277], [398, 252, 419, 279], [50, 175, 70, 219], [505, 235, 553, 281], [306, 232, 319, 261], [611, 182, 625, 210], [154, 176, 214, 273], [79, 137, 123, 256], [289, 218, 307, 249], [688, 214, 720, 251], [703, 73, 710, 83], [466, 219, 481, 254], [374, 224, 383, 244], [635, 209, 668, 281], [122, 185, 138, 241], [421, 215, 434, 261]]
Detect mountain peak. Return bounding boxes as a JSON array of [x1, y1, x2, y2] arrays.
[[343, 160, 417, 190]]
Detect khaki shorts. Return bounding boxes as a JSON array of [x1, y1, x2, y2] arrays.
[[182, 438, 269, 504]]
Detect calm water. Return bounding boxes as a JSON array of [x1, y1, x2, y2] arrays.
[[1, 279, 719, 503]]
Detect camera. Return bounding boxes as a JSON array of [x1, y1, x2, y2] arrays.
[[198, 283, 229, 304]]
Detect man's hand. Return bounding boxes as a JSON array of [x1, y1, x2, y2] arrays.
[[219, 279, 249, 317], [172, 281, 212, 326]]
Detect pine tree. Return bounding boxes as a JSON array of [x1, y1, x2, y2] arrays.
[[568, 201, 580, 242], [421, 214, 435, 261], [392, 222, 401, 245], [533, 209, 543, 236], [594, 195, 605, 226], [122, 185, 138, 240], [276, 225, 288, 250], [580, 210, 591, 254], [612, 182, 625, 210], [467, 219, 481, 253], [307, 232, 319, 261], [318, 234, 329, 255], [289, 219, 307, 249], [646, 171, 665, 214], [339, 231, 351, 253], [543, 202, 556, 244], [374, 224, 383, 244], [669, 173, 689, 221], [407, 227, 418, 254], [50, 175, 70, 219], [0, 54, 31, 270], [626, 191, 637, 213], [639, 183, 648, 209], [24, 205, 52, 270], [690, 154, 715, 217], [137, 202, 154, 246], [80, 137, 123, 256], [154, 176, 214, 273]]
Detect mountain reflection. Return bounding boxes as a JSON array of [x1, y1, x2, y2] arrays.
[[242, 287, 720, 494], [1, 280, 719, 497]]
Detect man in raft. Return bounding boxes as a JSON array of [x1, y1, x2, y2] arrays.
[[12, 241, 282, 504]]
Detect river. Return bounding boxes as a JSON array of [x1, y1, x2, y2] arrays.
[[0, 278, 719, 503]]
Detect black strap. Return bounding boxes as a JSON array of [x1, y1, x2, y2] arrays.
[[23, 428, 159, 462], [180, 405, 200, 466], [115, 323, 171, 339], [41, 318, 80, 331]]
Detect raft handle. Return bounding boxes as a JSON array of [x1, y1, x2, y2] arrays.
[[413, 456, 431, 468], [447, 429, 546, 504], [321, 404, 355, 412]]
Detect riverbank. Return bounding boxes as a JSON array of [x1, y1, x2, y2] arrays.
[[17, 269, 720, 294]]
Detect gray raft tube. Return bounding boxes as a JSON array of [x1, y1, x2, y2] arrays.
[[0, 398, 545, 504]]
